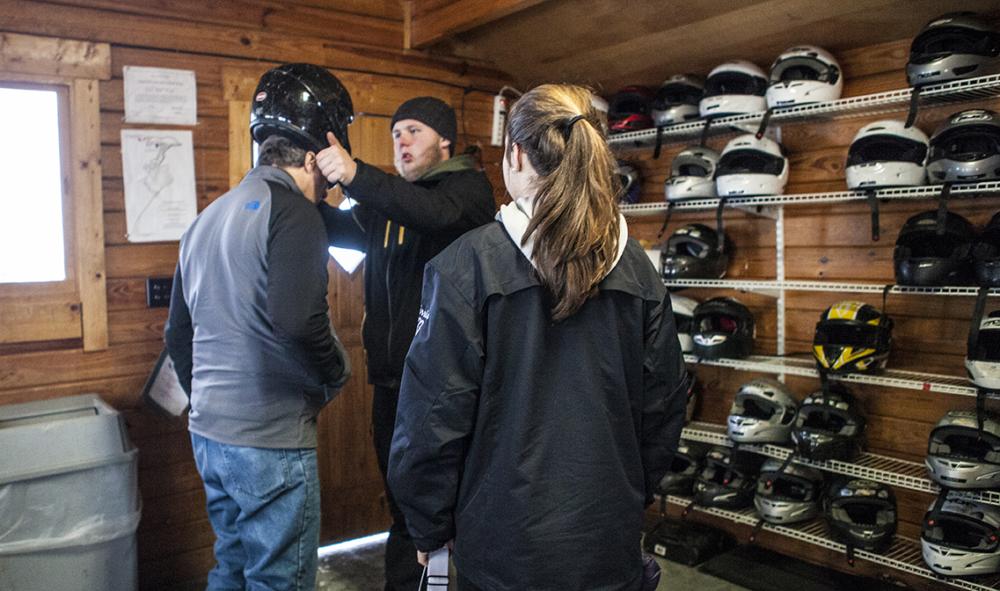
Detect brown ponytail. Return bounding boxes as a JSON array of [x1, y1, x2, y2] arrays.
[[505, 84, 621, 321]]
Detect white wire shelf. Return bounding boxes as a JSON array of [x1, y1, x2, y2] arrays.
[[611, 73, 1000, 151], [683, 353, 975, 397], [620, 181, 1000, 216], [664, 279, 1000, 297], [662, 494, 1000, 591], [681, 421, 1000, 507]]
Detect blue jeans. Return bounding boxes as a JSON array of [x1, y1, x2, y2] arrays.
[[191, 433, 320, 591]]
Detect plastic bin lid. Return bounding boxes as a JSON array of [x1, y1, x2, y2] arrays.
[[0, 394, 132, 484]]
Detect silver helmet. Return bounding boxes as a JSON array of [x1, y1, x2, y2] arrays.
[[922, 496, 1000, 576], [967, 311, 1000, 390], [907, 12, 1000, 87], [926, 410, 1000, 489], [665, 146, 719, 201], [727, 378, 799, 444], [927, 109, 1000, 183], [651, 75, 704, 126], [754, 459, 824, 524]]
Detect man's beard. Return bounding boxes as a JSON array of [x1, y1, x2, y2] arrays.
[[396, 148, 443, 182]]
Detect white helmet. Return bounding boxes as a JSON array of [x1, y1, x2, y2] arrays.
[[922, 496, 1000, 576], [665, 146, 719, 201], [967, 312, 1000, 390], [845, 120, 929, 190], [716, 134, 788, 197], [700, 61, 768, 118], [766, 45, 842, 108], [670, 294, 698, 353], [754, 459, 824, 524]]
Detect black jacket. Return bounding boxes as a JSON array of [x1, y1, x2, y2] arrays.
[[387, 222, 688, 591], [319, 157, 495, 388]]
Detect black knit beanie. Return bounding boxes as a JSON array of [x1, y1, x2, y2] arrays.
[[391, 96, 457, 153]]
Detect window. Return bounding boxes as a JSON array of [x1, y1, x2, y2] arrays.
[[0, 34, 111, 350], [0, 86, 68, 283]]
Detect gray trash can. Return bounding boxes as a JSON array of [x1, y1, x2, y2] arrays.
[[0, 394, 140, 591]]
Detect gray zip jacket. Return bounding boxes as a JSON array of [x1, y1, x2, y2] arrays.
[[165, 165, 350, 448]]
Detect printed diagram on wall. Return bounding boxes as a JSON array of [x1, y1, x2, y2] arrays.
[[121, 129, 197, 242]]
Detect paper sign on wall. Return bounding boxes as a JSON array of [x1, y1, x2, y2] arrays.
[[121, 129, 197, 243], [123, 66, 197, 125]]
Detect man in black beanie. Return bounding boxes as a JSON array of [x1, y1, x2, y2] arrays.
[[315, 96, 495, 590]]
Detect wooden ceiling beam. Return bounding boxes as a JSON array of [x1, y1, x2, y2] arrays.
[[405, 0, 547, 49]]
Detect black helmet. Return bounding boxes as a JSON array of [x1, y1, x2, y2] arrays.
[[607, 86, 654, 134], [660, 224, 729, 280], [250, 63, 354, 154], [791, 384, 866, 462], [657, 440, 711, 497], [907, 12, 1000, 87], [691, 297, 755, 360], [927, 108, 1000, 183], [824, 478, 897, 553], [693, 446, 764, 509], [973, 211, 1000, 288], [813, 301, 892, 374], [893, 210, 975, 286]]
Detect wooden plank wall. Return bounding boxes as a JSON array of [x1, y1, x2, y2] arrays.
[[0, 2, 509, 589], [628, 38, 1000, 587]]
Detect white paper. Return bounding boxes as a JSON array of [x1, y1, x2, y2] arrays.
[[142, 350, 189, 417], [121, 129, 197, 243], [123, 66, 197, 125]]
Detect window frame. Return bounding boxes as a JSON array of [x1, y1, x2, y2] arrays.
[[0, 34, 111, 351]]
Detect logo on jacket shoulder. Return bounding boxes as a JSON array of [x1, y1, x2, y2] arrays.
[[415, 306, 430, 335], [245, 200, 261, 211]]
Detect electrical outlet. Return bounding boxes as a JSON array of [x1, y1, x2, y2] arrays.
[[146, 277, 173, 308], [491, 94, 508, 147]]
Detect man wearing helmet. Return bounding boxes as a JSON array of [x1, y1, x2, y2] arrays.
[[166, 63, 353, 591], [314, 96, 495, 590]]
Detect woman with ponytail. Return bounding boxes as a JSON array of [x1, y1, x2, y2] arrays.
[[388, 84, 687, 591]]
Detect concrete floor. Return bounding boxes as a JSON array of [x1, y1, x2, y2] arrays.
[[315, 536, 749, 591]]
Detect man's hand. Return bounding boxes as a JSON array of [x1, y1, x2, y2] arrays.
[[316, 131, 358, 186], [417, 550, 429, 567]]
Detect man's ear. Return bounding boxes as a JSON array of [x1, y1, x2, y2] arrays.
[[439, 137, 452, 154], [303, 151, 318, 173]]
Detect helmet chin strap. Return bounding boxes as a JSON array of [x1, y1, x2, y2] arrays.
[[905, 84, 924, 129]]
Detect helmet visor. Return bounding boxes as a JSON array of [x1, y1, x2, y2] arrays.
[[705, 72, 767, 98], [696, 313, 741, 334], [717, 149, 785, 176], [832, 499, 895, 526], [676, 162, 710, 177], [910, 27, 1000, 64], [736, 396, 778, 420], [654, 84, 702, 108], [758, 474, 816, 501], [972, 328, 1000, 361], [847, 135, 928, 166], [930, 125, 1000, 163], [929, 426, 1000, 464], [771, 56, 839, 84], [669, 237, 712, 258], [610, 95, 650, 117], [798, 407, 857, 435], [815, 321, 883, 347], [924, 514, 999, 552]]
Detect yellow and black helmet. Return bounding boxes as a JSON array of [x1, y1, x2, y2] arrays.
[[813, 300, 893, 374]]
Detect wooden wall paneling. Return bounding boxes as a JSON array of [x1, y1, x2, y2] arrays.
[[406, 0, 547, 49], [1, 0, 510, 89], [46, 0, 405, 49], [0, 31, 110, 79]]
